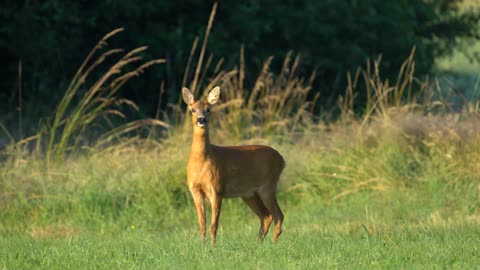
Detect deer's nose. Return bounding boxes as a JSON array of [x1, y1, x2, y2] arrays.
[[197, 117, 207, 126]]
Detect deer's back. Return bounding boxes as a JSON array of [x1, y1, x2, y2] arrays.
[[212, 145, 285, 170]]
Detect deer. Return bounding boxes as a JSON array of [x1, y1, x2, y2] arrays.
[[182, 86, 285, 244]]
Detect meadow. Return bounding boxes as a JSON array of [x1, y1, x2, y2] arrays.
[[1, 30, 480, 269]]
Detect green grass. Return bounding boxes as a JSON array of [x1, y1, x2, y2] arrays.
[[2, 225, 479, 269], [2, 27, 480, 269], [1, 129, 479, 269], [2, 192, 480, 269]]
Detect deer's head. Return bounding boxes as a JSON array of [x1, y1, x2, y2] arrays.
[[182, 86, 220, 128]]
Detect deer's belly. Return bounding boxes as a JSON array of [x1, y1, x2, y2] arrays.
[[222, 178, 261, 198]]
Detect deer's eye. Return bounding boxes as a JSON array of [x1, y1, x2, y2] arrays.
[[206, 108, 211, 113], [191, 108, 196, 113]]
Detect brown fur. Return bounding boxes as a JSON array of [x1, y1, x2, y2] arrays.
[[183, 86, 285, 244]]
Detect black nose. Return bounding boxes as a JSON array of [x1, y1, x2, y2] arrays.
[[197, 118, 207, 125]]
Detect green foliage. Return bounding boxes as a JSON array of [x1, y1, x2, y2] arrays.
[[1, 16, 480, 268], [1, 0, 479, 131]]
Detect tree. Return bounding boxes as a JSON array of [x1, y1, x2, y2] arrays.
[[1, 0, 479, 126]]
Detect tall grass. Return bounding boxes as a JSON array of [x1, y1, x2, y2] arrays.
[[11, 28, 168, 167], [2, 42, 479, 231], [303, 47, 480, 199], [0, 21, 479, 262], [192, 52, 317, 142], [169, 3, 316, 142], [1, 9, 480, 268]]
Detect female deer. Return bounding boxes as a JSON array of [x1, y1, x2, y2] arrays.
[[182, 86, 285, 244]]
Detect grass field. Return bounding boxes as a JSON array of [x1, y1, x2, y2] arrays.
[[2, 114, 479, 269], [2, 222, 479, 269], [1, 158, 480, 270], [1, 30, 480, 269]]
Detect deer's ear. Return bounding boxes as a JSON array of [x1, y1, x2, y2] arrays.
[[207, 86, 220, 105], [182, 87, 195, 105]]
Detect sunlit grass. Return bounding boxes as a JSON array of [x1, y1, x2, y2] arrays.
[[1, 25, 480, 268], [1, 205, 479, 269]]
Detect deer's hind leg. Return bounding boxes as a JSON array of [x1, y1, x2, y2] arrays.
[[242, 193, 273, 240], [258, 186, 284, 241]]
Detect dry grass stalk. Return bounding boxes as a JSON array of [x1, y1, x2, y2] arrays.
[[39, 28, 166, 165], [190, 2, 217, 95]]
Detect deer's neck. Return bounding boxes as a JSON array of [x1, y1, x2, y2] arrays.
[[190, 126, 211, 159]]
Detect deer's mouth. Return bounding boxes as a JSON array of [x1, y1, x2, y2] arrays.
[[196, 118, 207, 127]]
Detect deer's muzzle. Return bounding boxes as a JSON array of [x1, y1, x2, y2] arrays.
[[196, 117, 207, 127]]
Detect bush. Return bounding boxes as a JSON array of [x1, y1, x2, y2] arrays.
[[1, 0, 479, 128]]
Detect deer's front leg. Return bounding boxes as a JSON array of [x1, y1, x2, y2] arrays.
[[209, 195, 223, 245], [190, 188, 206, 243]]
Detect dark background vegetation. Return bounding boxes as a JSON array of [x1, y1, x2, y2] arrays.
[[1, 0, 479, 136]]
